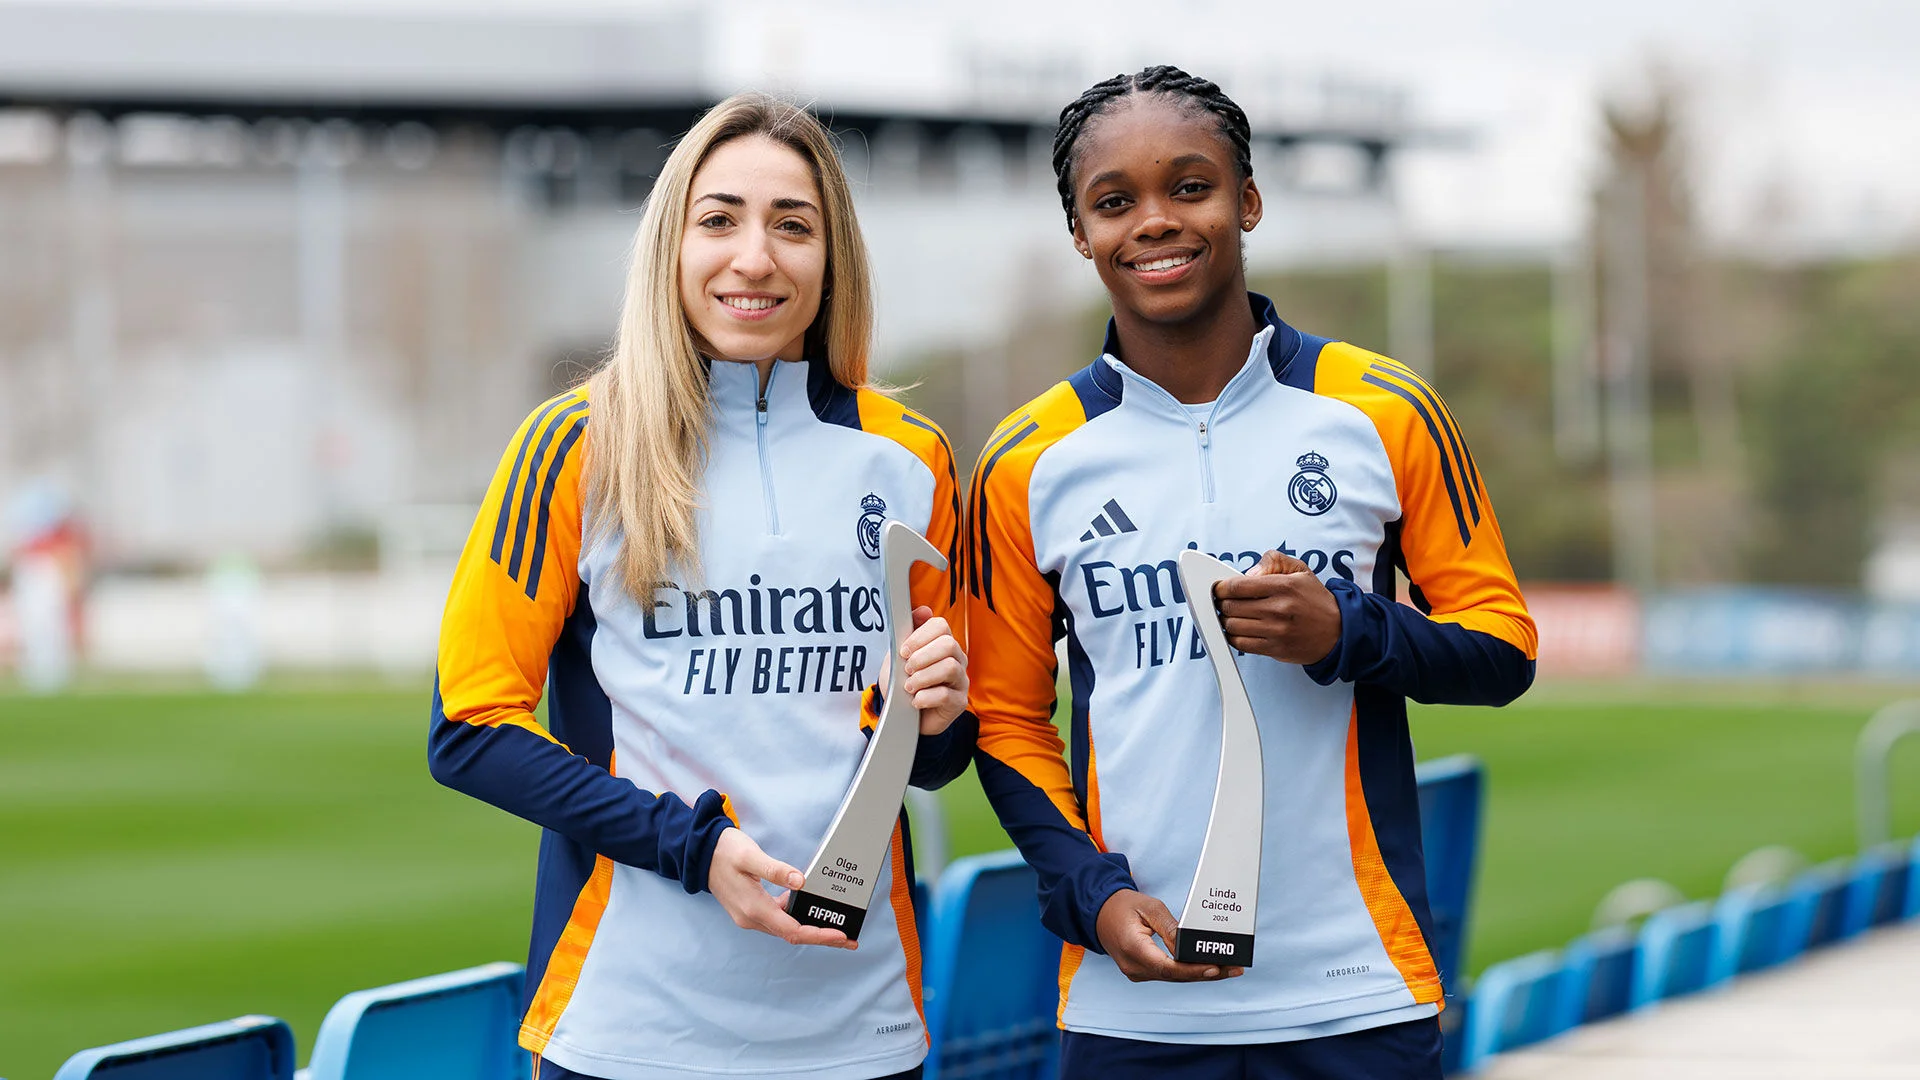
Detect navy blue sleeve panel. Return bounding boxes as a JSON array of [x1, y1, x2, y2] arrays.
[[1304, 579, 1536, 706], [429, 682, 736, 893], [911, 709, 979, 790], [974, 752, 1138, 952], [857, 687, 979, 791]]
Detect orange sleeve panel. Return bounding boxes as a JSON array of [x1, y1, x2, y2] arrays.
[[856, 391, 964, 633], [429, 387, 739, 891], [1315, 345, 1536, 657], [1304, 346, 1536, 706], [438, 387, 590, 741], [855, 390, 973, 790], [968, 382, 1139, 951]]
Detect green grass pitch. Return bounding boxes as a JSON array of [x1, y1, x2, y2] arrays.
[[3, 681, 1918, 1076]]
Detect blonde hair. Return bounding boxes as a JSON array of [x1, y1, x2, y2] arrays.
[[587, 93, 875, 599]]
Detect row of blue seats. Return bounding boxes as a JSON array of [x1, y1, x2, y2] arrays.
[[51, 962, 529, 1080], [1458, 836, 1920, 1072], [49, 756, 1489, 1080]]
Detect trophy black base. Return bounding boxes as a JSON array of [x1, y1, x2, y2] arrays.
[[1174, 927, 1255, 967], [786, 890, 867, 941]]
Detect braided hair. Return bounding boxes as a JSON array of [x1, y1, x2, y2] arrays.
[[1051, 65, 1253, 232]]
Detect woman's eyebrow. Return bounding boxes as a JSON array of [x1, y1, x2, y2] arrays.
[[692, 192, 745, 207], [771, 197, 819, 212], [1088, 151, 1221, 190]]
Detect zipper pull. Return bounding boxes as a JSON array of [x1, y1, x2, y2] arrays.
[[756, 395, 769, 425], [1198, 419, 1210, 447]]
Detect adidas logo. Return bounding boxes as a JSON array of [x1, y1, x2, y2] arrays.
[[1080, 499, 1139, 542]]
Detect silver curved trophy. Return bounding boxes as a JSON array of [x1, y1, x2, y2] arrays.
[[1172, 550, 1264, 966], [786, 520, 947, 940]]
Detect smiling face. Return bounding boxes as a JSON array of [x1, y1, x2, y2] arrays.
[[678, 134, 828, 364], [1067, 95, 1261, 327]]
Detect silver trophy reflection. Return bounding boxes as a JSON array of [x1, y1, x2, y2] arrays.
[[1171, 550, 1264, 966], [786, 521, 946, 940]]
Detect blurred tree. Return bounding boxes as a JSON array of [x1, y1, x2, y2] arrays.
[[1747, 257, 1920, 586], [1594, 62, 1743, 475]]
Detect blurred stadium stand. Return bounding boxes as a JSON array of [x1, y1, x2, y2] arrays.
[[0, 0, 1437, 578]]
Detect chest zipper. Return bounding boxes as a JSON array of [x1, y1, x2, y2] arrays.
[[1196, 417, 1216, 504], [755, 365, 780, 535]]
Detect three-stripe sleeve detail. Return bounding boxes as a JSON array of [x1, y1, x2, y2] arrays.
[[491, 395, 569, 565], [490, 396, 588, 601], [969, 413, 1033, 603], [1370, 361, 1484, 512], [508, 400, 589, 581], [523, 413, 588, 601], [971, 418, 1039, 611], [902, 411, 963, 605], [1358, 368, 1475, 546]]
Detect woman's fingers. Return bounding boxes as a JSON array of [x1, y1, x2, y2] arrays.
[[904, 652, 966, 694], [754, 904, 856, 949], [897, 610, 951, 661], [708, 829, 856, 949], [739, 884, 857, 950], [755, 852, 806, 891]]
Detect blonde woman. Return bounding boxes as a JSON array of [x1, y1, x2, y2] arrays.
[[430, 94, 971, 1080]]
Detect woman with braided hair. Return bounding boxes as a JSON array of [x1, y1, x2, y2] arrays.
[[967, 66, 1536, 1077]]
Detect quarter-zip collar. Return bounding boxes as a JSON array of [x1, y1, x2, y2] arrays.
[[708, 356, 812, 415], [1089, 291, 1305, 408], [1094, 292, 1302, 506], [1102, 325, 1272, 506], [707, 354, 852, 424], [1100, 323, 1275, 426], [709, 357, 816, 536]]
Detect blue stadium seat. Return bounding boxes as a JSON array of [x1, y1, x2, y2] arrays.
[[1630, 900, 1722, 1008], [1552, 925, 1637, 1030], [1413, 755, 1483, 1075], [1709, 884, 1797, 981], [1459, 949, 1568, 1071], [1907, 836, 1920, 920], [1782, 862, 1852, 952], [1841, 846, 1911, 935], [302, 962, 526, 1080], [1414, 754, 1483, 1002], [53, 1016, 295, 1080], [922, 850, 1062, 1080]]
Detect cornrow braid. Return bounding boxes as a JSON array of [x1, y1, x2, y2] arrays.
[[1051, 64, 1254, 231]]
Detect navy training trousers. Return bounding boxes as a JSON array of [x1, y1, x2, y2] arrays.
[[1058, 1016, 1443, 1080]]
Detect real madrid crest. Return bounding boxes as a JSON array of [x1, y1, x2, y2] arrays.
[[857, 493, 887, 559], [1288, 452, 1337, 516]]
